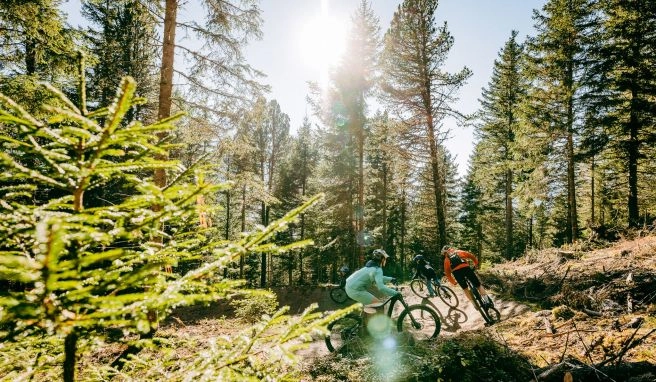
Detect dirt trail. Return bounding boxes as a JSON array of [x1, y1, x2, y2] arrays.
[[288, 283, 531, 359]]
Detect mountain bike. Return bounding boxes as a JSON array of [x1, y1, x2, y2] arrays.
[[329, 267, 350, 304], [409, 276, 459, 308], [465, 276, 500, 325], [325, 288, 440, 353]]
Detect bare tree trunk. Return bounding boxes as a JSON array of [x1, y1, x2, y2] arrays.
[[382, 159, 388, 251], [505, 168, 513, 259], [63, 332, 78, 382], [591, 156, 595, 224], [627, 86, 640, 227], [566, 60, 578, 242], [400, 187, 407, 273], [426, 113, 447, 248], [240, 185, 246, 279], [299, 164, 307, 284], [25, 38, 36, 75], [155, 0, 178, 189]]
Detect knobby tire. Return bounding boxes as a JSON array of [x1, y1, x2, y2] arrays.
[[325, 313, 362, 353], [330, 287, 349, 304], [397, 305, 441, 341]]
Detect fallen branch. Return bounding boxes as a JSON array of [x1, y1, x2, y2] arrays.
[[543, 329, 597, 338], [583, 308, 602, 317]]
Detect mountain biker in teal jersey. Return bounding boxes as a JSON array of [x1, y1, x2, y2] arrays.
[[345, 249, 400, 308]]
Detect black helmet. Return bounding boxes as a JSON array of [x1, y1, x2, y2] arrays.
[[413, 254, 425, 263], [371, 249, 389, 262]]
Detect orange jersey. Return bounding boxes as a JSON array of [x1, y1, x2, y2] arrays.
[[443, 250, 478, 285]]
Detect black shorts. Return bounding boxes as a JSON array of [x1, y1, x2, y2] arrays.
[[452, 266, 480, 290]]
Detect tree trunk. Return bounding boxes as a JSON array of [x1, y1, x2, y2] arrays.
[[566, 131, 578, 242], [240, 184, 246, 279], [356, 113, 365, 261], [426, 113, 447, 248], [155, 0, 178, 189], [299, 164, 307, 284], [627, 86, 640, 227], [25, 38, 36, 75], [382, 160, 388, 251], [591, 156, 595, 224], [260, 200, 267, 288], [566, 59, 578, 242], [400, 187, 407, 273], [63, 332, 78, 382], [505, 168, 513, 259], [225, 191, 231, 239]]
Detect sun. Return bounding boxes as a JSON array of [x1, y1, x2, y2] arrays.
[[299, 10, 347, 85]]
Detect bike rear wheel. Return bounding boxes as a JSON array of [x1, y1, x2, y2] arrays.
[[329, 287, 349, 304], [410, 279, 430, 298], [436, 284, 459, 308], [396, 305, 440, 341], [325, 313, 362, 352]]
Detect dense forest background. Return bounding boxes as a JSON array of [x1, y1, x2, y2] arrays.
[[1, 0, 655, 380], [2, 0, 655, 284]]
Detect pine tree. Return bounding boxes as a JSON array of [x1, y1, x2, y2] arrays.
[[0, 75, 336, 381], [82, 0, 159, 122], [524, 0, 596, 243], [459, 161, 484, 258], [0, 0, 75, 76], [0, 0, 77, 112], [154, 0, 266, 188], [584, 0, 656, 227], [475, 31, 527, 259], [275, 117, 320, 285], [380, 0, 471, 250], [333, 0, 381, 263]]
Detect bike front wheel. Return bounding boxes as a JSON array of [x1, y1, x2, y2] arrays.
[[436, 284, 459, 308], [329, 287, 349, 304], [397, 305, 441, 341], [483, 306, 501, 325], [410, 279, 430, 298], [325, 313, 362, 353]]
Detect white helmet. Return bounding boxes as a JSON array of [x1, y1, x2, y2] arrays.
[[372, 249, 389, 262]]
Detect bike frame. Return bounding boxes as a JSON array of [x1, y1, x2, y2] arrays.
[[369, 291, 415, 322], [464, 276, 498, 324]]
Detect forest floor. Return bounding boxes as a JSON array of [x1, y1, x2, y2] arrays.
[[157, 234, 656, 381]]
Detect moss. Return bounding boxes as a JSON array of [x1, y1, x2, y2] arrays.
[[552, 305, 575, 321]]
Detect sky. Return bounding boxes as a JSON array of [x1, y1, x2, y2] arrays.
[[61, 0, 547, 176], [245, 0, 547, 175]]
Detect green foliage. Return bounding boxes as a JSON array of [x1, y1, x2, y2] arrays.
[[230, 290, 280, 323], [95, 304, 341, 381], [0, 76, 337, 381]]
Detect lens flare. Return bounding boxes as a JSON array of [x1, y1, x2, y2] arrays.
[[366, 314, 393, 339]]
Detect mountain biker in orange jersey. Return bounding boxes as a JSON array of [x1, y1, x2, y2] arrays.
[[442, 246, 493, 307]]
